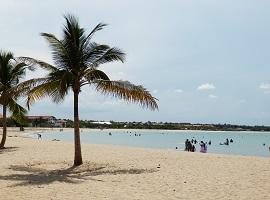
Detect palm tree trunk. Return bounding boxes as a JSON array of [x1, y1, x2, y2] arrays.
[[0, 105, 7, 148], [73, 91, 83, 166]]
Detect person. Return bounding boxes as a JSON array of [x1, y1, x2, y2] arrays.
[[185, 139, 189, 151], [191, 145, 196, 152], [224, 138, 229, 145], [188, 141, 193, 151], [37, 133, 42, 140], [204, 143, 207, 152], [208, 140, 211, 145], [230, 139, 233, 143], [200, 141, 207, 153]]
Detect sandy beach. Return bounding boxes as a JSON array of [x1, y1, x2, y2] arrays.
[[0, 128, 270, 200]]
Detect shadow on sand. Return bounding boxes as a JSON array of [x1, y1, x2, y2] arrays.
[[0, 147, 19, 154], [0, 162, 157, 187]]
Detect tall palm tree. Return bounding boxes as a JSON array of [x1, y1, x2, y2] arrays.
[[20, 14, 158, 166], [0, 51, 28, 148]]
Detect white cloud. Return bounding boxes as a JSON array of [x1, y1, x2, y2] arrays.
[[174, 89, 183, 93], [259, 83, 270, 90], [208, 94, 218, 99], [197, 83, 216, 90]]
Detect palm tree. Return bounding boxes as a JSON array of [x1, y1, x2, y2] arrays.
[[0, 51, 28, 148], [20, 14, 158, 166]]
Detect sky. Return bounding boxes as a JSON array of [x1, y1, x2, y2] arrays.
[[1, 0, 270, 125]]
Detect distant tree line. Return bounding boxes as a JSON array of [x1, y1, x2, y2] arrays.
[[62, 120, 270, 132], [2, 117, 269, 132], [1, 117, 269, 132], [0, 118, 53, 128]]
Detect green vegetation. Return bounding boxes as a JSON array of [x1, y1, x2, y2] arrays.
[[63, 120, 270, 132], [0, 51, 30, 148], [20, 14, 158, 166], [2, 117, 269, 132]]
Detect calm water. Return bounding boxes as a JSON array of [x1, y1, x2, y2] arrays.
[[39, 129, 270, 158]]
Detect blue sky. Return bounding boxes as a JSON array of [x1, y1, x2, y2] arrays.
[[1, 0, 270, 125]]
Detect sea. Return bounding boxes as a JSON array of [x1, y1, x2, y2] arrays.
[[38, 129, 270, 158]]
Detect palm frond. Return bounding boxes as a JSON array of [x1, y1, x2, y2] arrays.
[[0, 51, 13, 65], [11, 78, 48, 98], [0, 51, 14, 85], [10, 62, 29, 83], [82, 69, 110, 85], [18, 57, 57, 72], [80, 23, 107, 49], [0, 51, 33, 106], [49, 70, 73, 91], [13, 59, 35, 71], [41, 33, 72, 69], [27, 80, 67, 109], [61, 15, 86, 73], [86, 23, 107, 40], [7, 98, 27, 124], [82, 43, 109, 65], [88, 46, 125, 67], [95, 80, 158, 110]]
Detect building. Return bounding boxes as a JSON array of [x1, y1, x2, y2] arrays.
[[92, 121, 112, 125], [54, 119, 67, 128], [26, 116, 57, 127]]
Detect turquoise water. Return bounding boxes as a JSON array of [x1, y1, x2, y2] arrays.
[[40, 129, 270, 158]]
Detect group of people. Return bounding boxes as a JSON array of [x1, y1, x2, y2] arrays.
[[184, 137, 235, 153], [220, 138, 233, 145], [184, 139, 196, 152], [184, 138, 210, 153]]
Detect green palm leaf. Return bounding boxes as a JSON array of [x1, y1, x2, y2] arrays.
[[25, 14, 158, 165], [18, 57, 58, 72], [27, 80, 67, 108], [95, 80, 158, 110], [8, 98, 27, 124], [0, 50, 32, 148]]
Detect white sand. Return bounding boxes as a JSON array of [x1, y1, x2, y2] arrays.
[[0, 129, 270, 200]]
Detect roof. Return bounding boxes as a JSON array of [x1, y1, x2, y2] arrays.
[[26, 116, 56, 120], [56, 119, 67, 123], [92, 121, 112, 125]]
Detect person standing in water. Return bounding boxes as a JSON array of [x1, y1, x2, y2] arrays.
[[200, 141, 207, 153]]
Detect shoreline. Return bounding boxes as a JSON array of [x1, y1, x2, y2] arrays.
[[3, 128, 270, 159], [3, 127, 270, 159], [26, 136, 270, 160], [5, 127, 270, 134]]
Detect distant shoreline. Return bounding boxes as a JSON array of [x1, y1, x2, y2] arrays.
[[3, 127, 270, 134]]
